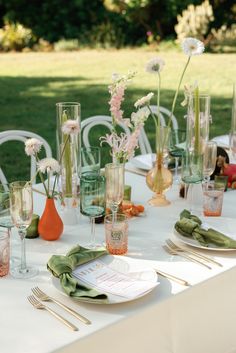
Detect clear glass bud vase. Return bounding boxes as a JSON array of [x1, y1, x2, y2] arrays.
[[56, 102, 81, 225]]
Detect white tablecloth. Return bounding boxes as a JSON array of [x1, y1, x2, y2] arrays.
[[1, 172, 236, 353]]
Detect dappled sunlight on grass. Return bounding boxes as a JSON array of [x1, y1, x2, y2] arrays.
[[0, 49, 235, 180]]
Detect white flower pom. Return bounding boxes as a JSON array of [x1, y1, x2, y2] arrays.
[[145, 57, 165, 74], [61, 119, 80, 135], [181, 38, 205, 56], [25, 138, 43, 156], [134, 92, 154, 108], [38, 158, 60, 174]]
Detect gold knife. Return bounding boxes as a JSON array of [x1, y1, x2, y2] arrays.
[[154, 268, 191, 286]]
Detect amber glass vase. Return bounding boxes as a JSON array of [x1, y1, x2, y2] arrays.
[[146, 151, 173, 206]]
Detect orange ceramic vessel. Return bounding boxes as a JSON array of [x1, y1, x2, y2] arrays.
[[38, 198, 63, 241]]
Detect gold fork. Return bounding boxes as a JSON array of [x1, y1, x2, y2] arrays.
[[31, 287, 91, 325], [27, 295, 78, 331], [163, 244, 212, 270], [166, 239, 223, 267]]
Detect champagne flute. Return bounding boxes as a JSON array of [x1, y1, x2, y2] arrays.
[[9, 181, 38, 278], [80, 172, 105, 248], [203, 141, 217, 184], [229, 132, 236, 162], [105, 163, 124, 222]]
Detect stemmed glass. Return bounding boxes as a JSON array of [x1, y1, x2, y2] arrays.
[[105, 163, 124, 222], [80, 172, 105, 248], [9, 181, 38, 278], [203, 141, 217, 184], [169, 129, 186, 184]]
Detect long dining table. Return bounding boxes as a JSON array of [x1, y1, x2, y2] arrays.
[[1, 170, 236, 353]]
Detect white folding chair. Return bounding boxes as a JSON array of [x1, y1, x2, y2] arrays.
[[0, 130, 52, 186], [81, 115, 131, 147]]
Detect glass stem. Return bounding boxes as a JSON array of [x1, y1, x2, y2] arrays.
[[18, 227, 27, 273], [174, 157, 179, 179], [90, 217, 95, 248]]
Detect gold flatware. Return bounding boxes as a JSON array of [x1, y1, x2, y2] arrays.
[[125, 167, 147, 177], [154, 268, 191, 287], [166, 239, 223, 267], [163, 244, 212, 270], [27, 295, 78, 331], [31, 287, 91, 325]]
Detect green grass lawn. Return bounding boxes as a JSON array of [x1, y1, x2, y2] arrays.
[[0, 49, 236, 181]]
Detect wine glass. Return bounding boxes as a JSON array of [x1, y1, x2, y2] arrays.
[[9, 181, 38, 278], [81, 146, 101, 175], [80, 172, 105, 248], [105, 163, 124, 222], [0, 183, 14, 230], [203, 141, 217, 183], [169, 129, 186, 184]]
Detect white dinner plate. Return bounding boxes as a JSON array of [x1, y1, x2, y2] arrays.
[[130, 153, 155, 171], [174, 217, 236, 251], [52, 255, 159, 304]]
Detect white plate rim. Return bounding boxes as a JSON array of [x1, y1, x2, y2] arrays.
[[51, 255, 159, 304], [173, 216, 236, 251], [130, 153, 155, 171]]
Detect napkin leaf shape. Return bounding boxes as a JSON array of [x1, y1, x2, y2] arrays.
[[47, 245, 109, 303], [175, 209, 236, 248]]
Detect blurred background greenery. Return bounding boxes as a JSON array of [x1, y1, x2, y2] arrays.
[[0, 0, 235, 181]]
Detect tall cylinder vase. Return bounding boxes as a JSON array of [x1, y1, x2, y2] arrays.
[[181, 94, 210, 213], [56, 102, 81, 225]]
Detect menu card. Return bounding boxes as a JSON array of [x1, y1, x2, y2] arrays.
[[72, 259, 157, 299]]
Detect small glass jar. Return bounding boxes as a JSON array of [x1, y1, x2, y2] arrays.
[[104, 213, 128, 255]]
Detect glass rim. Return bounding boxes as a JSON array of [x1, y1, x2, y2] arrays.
[[56, 102, 81, 107], [9, 181, 32, 189], [80, 172, 105, 182], [187, 93, 210, 100], [105, 163, 124, 170], [104, 213, 128, 223]]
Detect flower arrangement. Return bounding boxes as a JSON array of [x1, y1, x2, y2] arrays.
[[24, 120, 80, 199], [100, 72, 150, 163], [140, 37, 205, 154]]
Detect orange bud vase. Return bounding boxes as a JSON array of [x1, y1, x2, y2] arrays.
[[38, 198, 64, 241]]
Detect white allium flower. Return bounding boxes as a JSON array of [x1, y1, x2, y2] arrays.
[[25, 138, 43, 156], [181, 38, 205, 56], [145, 57, 165, 74], [38, 158, 60, 174], [61, 119, 80, 135], [134, 92, 154, 108], [131, 107, 150, 126]]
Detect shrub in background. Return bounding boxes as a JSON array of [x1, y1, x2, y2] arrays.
[[210, 24, 236, 53], [0, 21, 35, 51], [175, 0, 214, 43]]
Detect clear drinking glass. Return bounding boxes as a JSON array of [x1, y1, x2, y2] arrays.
[[81, 146, 101, 175], [0, 184, 14, 229], [203, 181, 224, 217], [105, 163, 124, 220], [203, 141, 217, 183], [9, 181, 38, 278], [169, 129, 186, 184], [105, 213, 128, 255], [80, 172, 105, 248], [0, 228, 10, 277]]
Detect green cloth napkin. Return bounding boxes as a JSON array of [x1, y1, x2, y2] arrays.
[[47, 245, 109, 303], [174, 209, 236, 248]]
